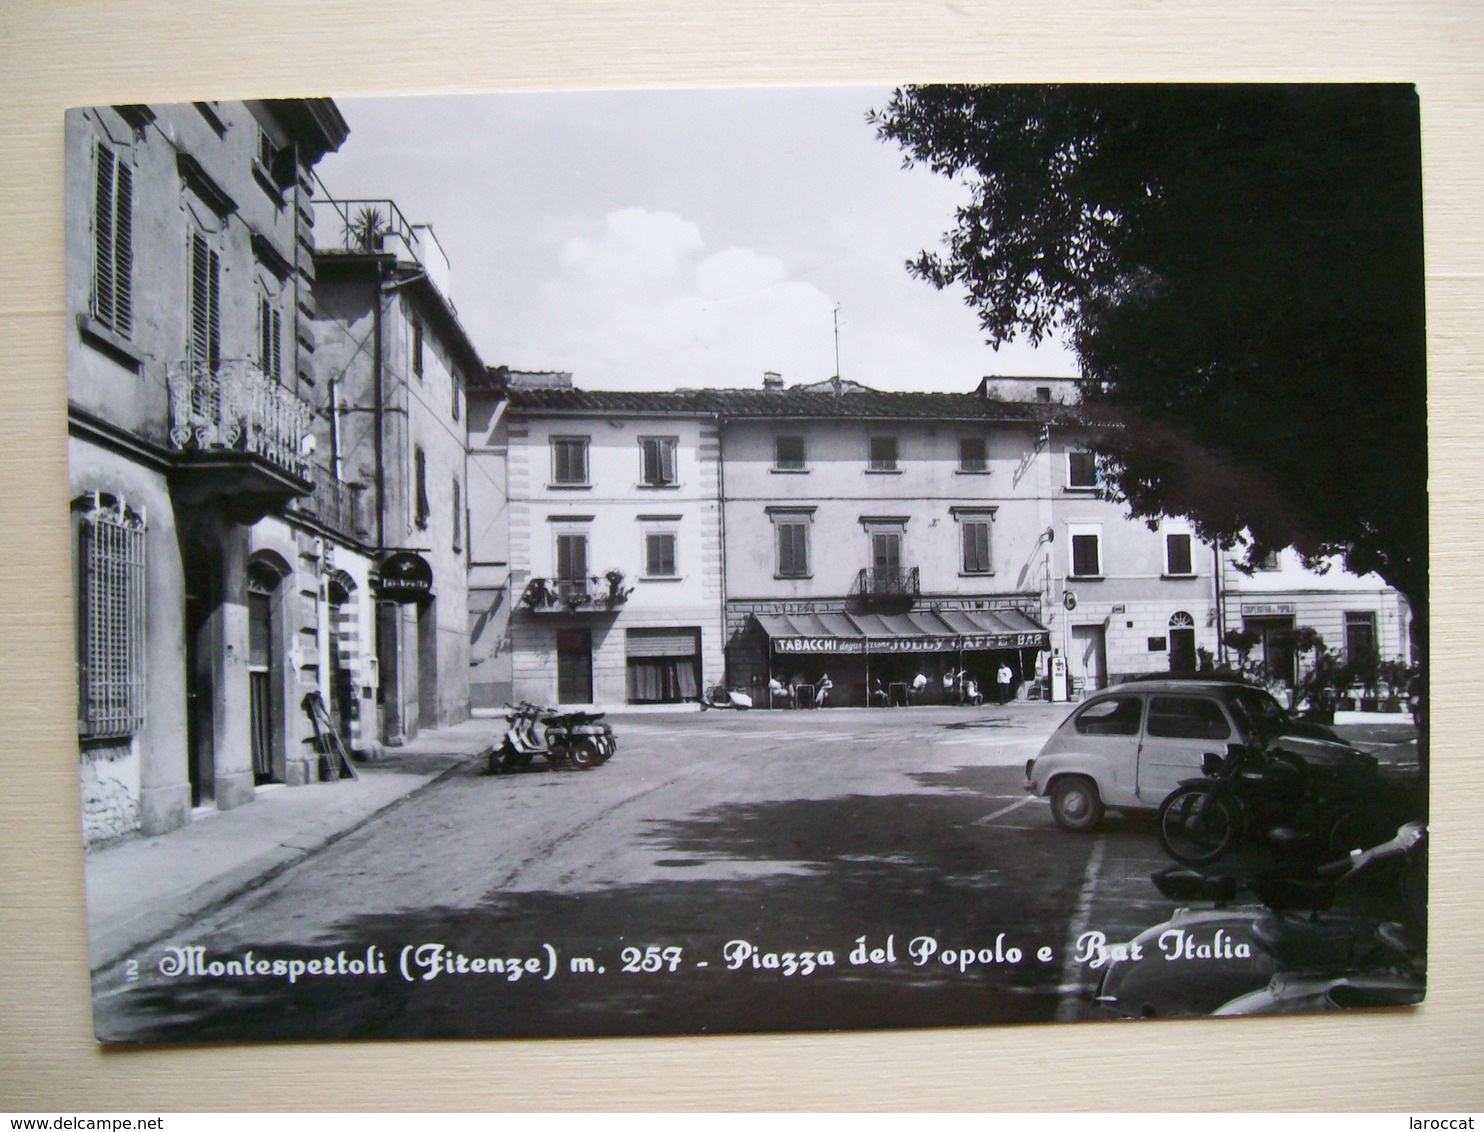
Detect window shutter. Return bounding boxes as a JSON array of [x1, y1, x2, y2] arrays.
[[660, 439, 675, 483], [93, 144, 116, 329], [189, 233, 221, 370], [113, 160, 133, 335]]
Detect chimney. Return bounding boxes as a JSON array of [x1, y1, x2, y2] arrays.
[[762, 371, 783, 390]]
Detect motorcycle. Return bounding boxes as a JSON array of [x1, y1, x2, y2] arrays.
[[487, 701, 616, 773], [1093, 821, 1426, 1019], [1156, 734, 1394, 867]]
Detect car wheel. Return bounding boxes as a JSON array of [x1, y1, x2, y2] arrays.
[[1159, 785, 1239, 865], [1050, 776, 1105, 833]]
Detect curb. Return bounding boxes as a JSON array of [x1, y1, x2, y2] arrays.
[[90, 756, 472, 974]]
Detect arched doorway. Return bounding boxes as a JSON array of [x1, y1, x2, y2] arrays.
[[247, 561, 287, 784], [1169, 611, 1197, 673]]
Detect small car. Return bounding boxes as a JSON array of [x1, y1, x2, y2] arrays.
[[1024, 678, 1375, 832]]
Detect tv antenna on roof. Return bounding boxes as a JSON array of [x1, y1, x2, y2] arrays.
[[833, 303, 842, 380]]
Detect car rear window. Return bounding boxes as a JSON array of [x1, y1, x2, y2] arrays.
[[1147, 696, 1232, 740], [1073, 696, 1143, 736]]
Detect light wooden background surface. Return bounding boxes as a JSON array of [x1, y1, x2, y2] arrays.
[[1, 0, 1480, 1111]]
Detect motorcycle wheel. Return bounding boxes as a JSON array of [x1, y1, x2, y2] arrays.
[[488, 740, 516, 775], [1159, 785, 1240, 865], [569, 738, 601, 770]]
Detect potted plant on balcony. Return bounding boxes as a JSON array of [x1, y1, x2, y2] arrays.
[[346, 205, 387, 252], [603, 569, 632, 607]]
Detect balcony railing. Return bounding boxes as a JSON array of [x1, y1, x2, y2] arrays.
[[166, 359, 313, 478], [518, 573, 633, 614], [312, 194, 452, 301], [852, 567, 921, 602], [289, 462, 367, 541]]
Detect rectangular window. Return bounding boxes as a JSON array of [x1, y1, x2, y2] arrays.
[[777, 521, 810, 578], [868, 436, 899, 471], [413, 445, 430, 529], [1255, 548, 1282, 571], [962, 520, 992, 574], [775, 435, 806, 470], [1070, 532, 1102, 577], [551, 437, 590, 486], [645, 532, 677, 577], [1345, 611, 1378, 661], [556, 533, 588, 585], [77, 495, 147, 739], [188, 231, 221, 372], [451, 478, 462, 553], [1165, 532, 1194, 576], [258, 296, 282, 383], [451, 384, 461, 423], [959, 436, 988, 473], [412, 319, 424, 378], [92, 143, 133, 337], [1068, 450, 1097, 489], [640, 436, 678, 486]]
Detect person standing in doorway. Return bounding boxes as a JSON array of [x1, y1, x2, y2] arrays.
[[997, 661, 1014, 705]]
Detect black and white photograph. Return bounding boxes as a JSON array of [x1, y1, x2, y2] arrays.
[[66, 84, 1428, 1045]]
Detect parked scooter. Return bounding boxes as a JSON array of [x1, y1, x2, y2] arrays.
[[1092, 821, 1426, 1019], [1157, 734, 1393, 867], [487, 701, 616, 773]]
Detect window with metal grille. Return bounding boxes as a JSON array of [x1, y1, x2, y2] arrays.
[[77, 494, 146, 739], [776, 521, 809, 577], [961, 519, 992, 574], [645, 532, 677, 577], [258, 296, 282, 383], [92, 142, 134, 337], [413, 445, 430, 529], [551, 436, 589, 485], [188, 231, 221, 371], [640, 436, 678, 486], [868, 435, 898, 471]]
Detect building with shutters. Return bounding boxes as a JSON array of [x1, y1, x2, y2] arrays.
[[310, 196, 481, 741], [66, 100, 354, 846], [500, 373, 725, 707]]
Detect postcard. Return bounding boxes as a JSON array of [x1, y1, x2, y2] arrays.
[[68, 85, 1426, 1042]]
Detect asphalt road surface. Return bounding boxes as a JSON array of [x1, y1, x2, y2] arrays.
[[92, 704, 1419, 1042]]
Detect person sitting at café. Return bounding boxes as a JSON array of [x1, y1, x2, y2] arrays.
[[815, 673, 833, 707]]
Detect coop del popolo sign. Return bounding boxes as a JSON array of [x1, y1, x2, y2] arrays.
[[376, 551, 434, 603]]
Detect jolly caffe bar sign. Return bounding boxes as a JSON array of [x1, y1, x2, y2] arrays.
[[775, 632, 1046, 655]]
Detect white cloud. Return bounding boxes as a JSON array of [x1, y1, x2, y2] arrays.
[[559, 207, 703, 298], [695, 247, 789, 301]]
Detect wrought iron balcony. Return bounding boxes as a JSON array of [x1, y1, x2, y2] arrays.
[[852, 566, 921, 604], [166, 359, 313, 478], [518, 573, 633, 614], [289, 462, 368, 541]]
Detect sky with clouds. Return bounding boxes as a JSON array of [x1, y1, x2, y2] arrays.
[[316, 86, 1077, 393]]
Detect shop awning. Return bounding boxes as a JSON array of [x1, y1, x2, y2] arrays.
[[756, 608, 1049, 655]]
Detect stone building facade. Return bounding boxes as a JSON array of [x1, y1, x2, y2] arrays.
[[66, 99, 353, 846]]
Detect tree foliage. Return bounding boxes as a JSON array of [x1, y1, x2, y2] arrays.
[[870, 85, 1427, 625]]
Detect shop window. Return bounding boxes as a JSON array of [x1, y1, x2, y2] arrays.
[[76, 494, 147, 739], [92, 141, 134, 337], [959, 436, 988, 473], [868, 436, 899, 472], [1068, 450, 1097, 489], [775, 435, 806, 471], [644, 532, 677, 577], [551, 436, 589, 486], [1165, 532, 1194, 576], [640, 436, 678, 486]]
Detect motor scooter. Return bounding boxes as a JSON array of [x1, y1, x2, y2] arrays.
[[1092, 821, 1425, 1019], [488, 701, 616, 773]]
